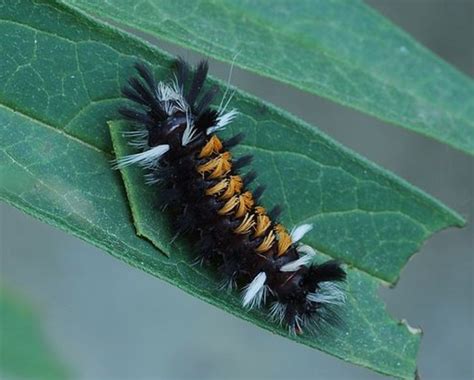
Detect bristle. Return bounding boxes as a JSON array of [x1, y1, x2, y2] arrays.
[[112, 144, 170, 169], [181, 113, 198, 146], [207, 109, 238, 134], [122, 79, 167, 120], [175, 57, 191, 90], [291, 224, 313, 242], [307, 282, 346, 305], [195, 85, 219, 115], [196, 109, 219, 132], [122, 86, 148, 106], [269, 302, 286, 324], [118, 106, 152, 126], [252, 185, 265, 202], [187, 60, 209, 106], [311, 261, 346, 283], [280, 249, 316, 272], [224, 133, 245, 149], [268, 205, 283, 221], [233, 154, 253, 170], [242, 272, 267, 308], [134, 62, 156, 91], [128, 77, 156, 107], [242, 170, 257, 186]]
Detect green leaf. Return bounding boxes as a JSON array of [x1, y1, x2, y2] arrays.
[[0, 0, 464, 378], [0, 287, 70, 379], [62, 0, 474, 155], [110, 119, 423, 377], [109, 121, 171, 256]]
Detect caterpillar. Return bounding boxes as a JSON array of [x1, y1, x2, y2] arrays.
[[114, 58, 346, 334]]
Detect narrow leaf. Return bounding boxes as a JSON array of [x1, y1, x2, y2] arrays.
[[63, 0, 474, 155], [109, 122, 172, 255], [110, 120, 422, 378]]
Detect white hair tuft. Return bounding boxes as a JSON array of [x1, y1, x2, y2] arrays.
[[290, 224, 313, 242], [242, 272, 267, 309], [307, 281, 346, 305], [112, 144, 170, 169]]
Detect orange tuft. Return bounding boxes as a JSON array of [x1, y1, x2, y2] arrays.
[[254, 213, 271, 237], [199, 135, 223, 158], [234, 213, 255, 234], [197, 152, 232, 179], [235, 191, 254, 218], [255, 230, 276, 253], [220, 175, 243, 200], [218, 195, 239, 215], [275, 224, 292, 256], [205, 179, 228, 196]]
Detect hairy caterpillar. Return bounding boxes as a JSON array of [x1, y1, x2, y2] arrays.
[[114, 58, 346, 334]]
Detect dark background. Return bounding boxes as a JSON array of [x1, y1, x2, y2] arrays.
[[1, 1, 473, 379]]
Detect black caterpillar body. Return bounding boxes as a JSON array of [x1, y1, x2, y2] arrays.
[[115, 58, 346, 334]]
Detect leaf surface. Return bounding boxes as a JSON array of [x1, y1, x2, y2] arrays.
[[63, 0, 474, 155], [110, 120, 423, 378], [0, 1, 465, 378]]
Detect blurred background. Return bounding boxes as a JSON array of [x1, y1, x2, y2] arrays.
[[1, 1, 473, 379]]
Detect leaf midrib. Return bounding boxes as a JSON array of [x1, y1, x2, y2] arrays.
[[0, 99, 430, 284], [0, 103, 103, 154]]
